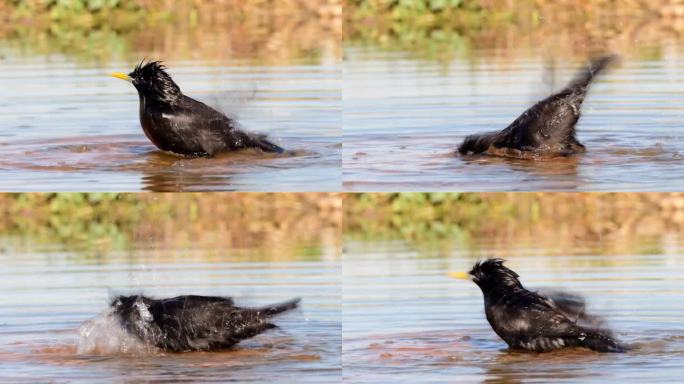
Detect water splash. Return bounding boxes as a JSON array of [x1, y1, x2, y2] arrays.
[[76, 309, 159, 356]]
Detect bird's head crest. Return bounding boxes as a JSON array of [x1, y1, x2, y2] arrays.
[[468, 258, 523, 292], [128, 59, 182, 105]]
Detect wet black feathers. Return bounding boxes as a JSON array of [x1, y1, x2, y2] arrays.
[[126, 60, 284, 157], [467, 259, 626, 353], [130, 60, 182, 105], [111, 294, 300, 352], [458, 55, 618, 157]]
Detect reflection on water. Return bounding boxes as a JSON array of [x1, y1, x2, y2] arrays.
[[343, 240, 684, 383], [3, 1, 341, 64], [0, 53, 340, 191], [0, 198, 341, 382], [343, 45, 684, 191]]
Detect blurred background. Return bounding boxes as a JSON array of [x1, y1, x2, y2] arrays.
[[344, 192, 684, 382], [345, 0, 682, 60], [3, 0, 341, 63], [0, 192, 341, 256], [0, 192, 341, 382], [345, 192, 684, 255]]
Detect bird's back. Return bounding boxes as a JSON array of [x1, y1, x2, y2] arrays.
[[140, 94, 283, 156], [145, 295, 269, 351], [485, 288, 574, 344], [459, 55, 616, 157], [114, 295, 300, 352], [484, 287, 625, 352]]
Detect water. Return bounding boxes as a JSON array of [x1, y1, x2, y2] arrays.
[[0, 238, 341, 382], [0, 51, 341, 192], [343, 239, 684, 383], [343, 45, 684, 191]]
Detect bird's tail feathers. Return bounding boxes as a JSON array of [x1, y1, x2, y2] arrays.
[[569, 328, 628, 353], [258, 298, 301, 317], [565, 54, 619, 92]]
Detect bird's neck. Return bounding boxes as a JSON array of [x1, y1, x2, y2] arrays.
[[482, 281, 525, 300], [139, 92, 178, 112]]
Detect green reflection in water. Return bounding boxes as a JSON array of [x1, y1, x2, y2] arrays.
[[345, 193, 681, 257], [345, 1, 676, 62], [3, 1, 339, 63], [0, 193, 341, 262]]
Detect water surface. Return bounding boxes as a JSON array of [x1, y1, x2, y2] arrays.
[[343, 239, 684, 383], [344, 45, 684, 191], [0, 51, 340, 191], [0, 237, 341, 382]]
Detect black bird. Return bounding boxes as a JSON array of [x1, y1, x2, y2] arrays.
[[458, 55, 618, 158], [110, 294, 300, 352], [450, 259, 627, 353], [111, 60, 284, 157]]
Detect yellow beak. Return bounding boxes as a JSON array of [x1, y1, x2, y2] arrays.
[[110, 72, 132, 82], [448, 271, 470, 280]]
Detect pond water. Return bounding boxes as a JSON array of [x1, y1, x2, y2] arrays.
[[343, 45, 684, 191], [0, 239, 341, 382], [343, 239, 684, 383], [0, 49, 340, 192]]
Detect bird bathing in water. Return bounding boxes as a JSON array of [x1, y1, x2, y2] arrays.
[[450, 259, 627, 353], [110, 294, 300, 352], [111, 60, 284, 157], [458, 55, 618, 159]]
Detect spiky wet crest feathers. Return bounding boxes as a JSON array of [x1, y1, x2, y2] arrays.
[[129, 60, 182, 106], [468, 258, 523, 292]]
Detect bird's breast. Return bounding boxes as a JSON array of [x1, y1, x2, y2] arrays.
[[139, 111, 165, 150]]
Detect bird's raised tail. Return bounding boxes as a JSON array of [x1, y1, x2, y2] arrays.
[[568, 328, 628, 353], [258, 298, 301, 317], [565, 54, 619, 93]]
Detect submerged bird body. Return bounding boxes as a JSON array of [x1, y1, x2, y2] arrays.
[[112, 61, 283, 157], [111, 294, 300, 352], [458, 55, 617, 158], [463, 259, 626, 353]]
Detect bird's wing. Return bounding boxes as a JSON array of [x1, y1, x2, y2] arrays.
[[500, 289, 581, 336], [150, 297, 278, 350], [173, 95, 236, 133], [166, 295, 234, 306], [536, 288, 586, 320], [536, 288, 609, 330], [178, 95, 283, 154], [501, 56, 616, 151], [502, 93, 581, 150]]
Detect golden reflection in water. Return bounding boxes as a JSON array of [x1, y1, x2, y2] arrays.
[[2, 0, 341, 63], [346, 1, 684, 63], [345, 193, 684, 257], [0, 192, 341, 262]]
